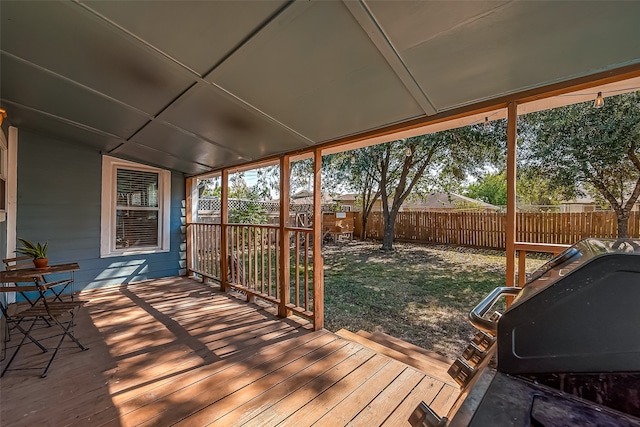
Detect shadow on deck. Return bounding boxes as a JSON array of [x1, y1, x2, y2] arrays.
[[1, 276, 459, 426]]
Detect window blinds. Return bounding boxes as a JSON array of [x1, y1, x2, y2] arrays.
[[115, 168, 159, 249]]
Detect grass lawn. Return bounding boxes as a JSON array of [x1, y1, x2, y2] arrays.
[[322, 240, 550, 360]]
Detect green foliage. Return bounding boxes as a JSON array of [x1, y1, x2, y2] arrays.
[[516, 171, 563, 206], [228, 173, 252, 199], [16, 237, 48, 259], [228, 200, 268, 224], [228, 174, 268, 224], [520, 91, 640, 236], [464, 173, 507, 206]]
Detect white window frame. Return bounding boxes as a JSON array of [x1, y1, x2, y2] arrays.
[[101, 156, 170, 257]]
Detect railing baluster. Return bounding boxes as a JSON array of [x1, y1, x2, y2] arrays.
[[198, 224, 203, 276], [205, 224, 210, 276], [274, 229, 282, 300], [260, 227, 265, 295], [215, 225, 220, 279], [267, 229, 272, 297], [295, 231, 300, 307], [304, 231, 309, 312], [247, 226, 252, 290], [254, 226, 259, 291]]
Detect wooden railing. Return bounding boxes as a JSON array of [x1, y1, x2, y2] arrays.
[[187, 222, 320, 324], [515, 242, 570, 287], [285, 227, 317, 318], [227, 224, 281, 304], [187, 223, 222, 282]]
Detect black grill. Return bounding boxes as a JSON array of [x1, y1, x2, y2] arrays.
[[411, 238, 640, 427]]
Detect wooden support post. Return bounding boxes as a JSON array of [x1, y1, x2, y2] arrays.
[[220, 169, 229, 292], [506, 102, 518, 304], [278, 155, 291, 318], [312, 148, 324, 330], [185, 177, 194, 277], [517, 250, 527, 287]]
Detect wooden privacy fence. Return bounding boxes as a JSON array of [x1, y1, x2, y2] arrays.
[[187, 222, 319, 321], [356, 211, 640, 249]]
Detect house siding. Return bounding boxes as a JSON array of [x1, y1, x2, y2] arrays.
[[16, 129, 184, 291]]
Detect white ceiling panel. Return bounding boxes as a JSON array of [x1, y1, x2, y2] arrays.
[[1, 1, 195, 115], [5, 102, 123, 153], [372, 1, 640, 110], [129, 121, 243, 170], [157, 83, 310, 162], [208, 1, 424, 143], [365, 1, 511, 53], [83, 0, 288, 76], [1, 0, 639, 175], [116, 142, 213, 176], [1, 52, 150, 139]]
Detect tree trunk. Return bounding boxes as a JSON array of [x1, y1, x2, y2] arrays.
[[381, 210, 398, 251], [361, 215, 368, 240], [617, 214, 629, 238]]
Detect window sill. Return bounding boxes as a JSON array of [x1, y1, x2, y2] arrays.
[[100, 248, 170, 258]]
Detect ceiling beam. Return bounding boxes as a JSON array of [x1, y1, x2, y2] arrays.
[[343, 0, 437, 116]]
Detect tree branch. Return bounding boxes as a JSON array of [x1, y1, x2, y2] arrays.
[[628, 138, 640, 172], [622, 175, 640, 214]]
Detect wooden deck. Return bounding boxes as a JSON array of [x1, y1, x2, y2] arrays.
[[1, 276, 459, 426]]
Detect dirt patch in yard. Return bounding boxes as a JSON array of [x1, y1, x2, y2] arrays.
[[322, 240, 550, 360]]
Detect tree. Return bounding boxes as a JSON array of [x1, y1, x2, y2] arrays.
[[464, 172, 507, 206], [367, 124, 505, 251], [516, 171, 564, 208], [212, 173, 267, 224], [328, 149, 381, 239], [521, 91, 640, 238]]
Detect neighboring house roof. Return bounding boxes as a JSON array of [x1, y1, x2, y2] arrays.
[[335, 192, 499, 211], [560, 193, 597, 205], [403, 192, 500, 211], [271, 191, 335, 205], [335, 193, 358, 202], [560, 194, 640, 208]]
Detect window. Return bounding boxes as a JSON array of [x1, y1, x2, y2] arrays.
[[101, 156, 170, 257]]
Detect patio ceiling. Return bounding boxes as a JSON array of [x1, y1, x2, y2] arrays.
[[2, 1, 640, 176]]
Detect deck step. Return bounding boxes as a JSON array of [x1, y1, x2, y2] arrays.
[[356, 330, 452, 365], [335, 329, 457, 387]]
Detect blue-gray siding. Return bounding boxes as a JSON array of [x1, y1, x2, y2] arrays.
[[16, 129, 185, 291]]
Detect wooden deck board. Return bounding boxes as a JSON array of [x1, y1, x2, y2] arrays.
[[380, 377, 451, 426], [336, 328, 456, 387], [241, 349, 379, 427], [1, 276, 458, 426], [177, 342, 362, 426], [346, 368, 426, 426], [312, 362, 407, 427], [130, 335, 344, 427]]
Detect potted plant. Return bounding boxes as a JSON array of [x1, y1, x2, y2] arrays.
[[16, 237, 49, 269]]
